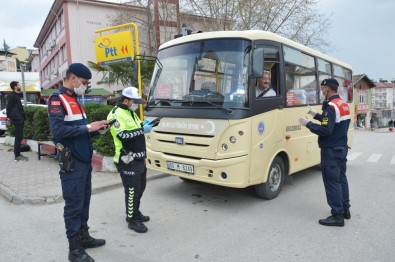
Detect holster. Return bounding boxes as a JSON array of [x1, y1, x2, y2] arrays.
[[59, 146, 74, 172]]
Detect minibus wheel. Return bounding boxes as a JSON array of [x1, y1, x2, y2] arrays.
[[254, 156, 285, 200]]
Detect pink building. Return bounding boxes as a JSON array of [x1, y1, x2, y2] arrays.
[[33, 0, 196, 93]]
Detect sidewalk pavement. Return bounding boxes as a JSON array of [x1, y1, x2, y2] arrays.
[[0, 142, 166, 205]]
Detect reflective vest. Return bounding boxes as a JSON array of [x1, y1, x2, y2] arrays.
[[57, 94, 87, 122], [107, 104, 146, 164], [48, 89, 93, 162], [328, 97, 351, 123]]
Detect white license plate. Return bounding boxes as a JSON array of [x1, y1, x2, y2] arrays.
[[167, 161, 194, 174]]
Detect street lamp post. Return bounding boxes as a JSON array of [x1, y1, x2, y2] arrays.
[[20, 63, 28, 106]]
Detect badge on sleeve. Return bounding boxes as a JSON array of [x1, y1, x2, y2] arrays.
[[49, 97, 63, 115], [322, 117, 329, 126]]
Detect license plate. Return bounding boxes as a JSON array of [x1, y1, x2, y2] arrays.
[[167, 161, 194, 174]]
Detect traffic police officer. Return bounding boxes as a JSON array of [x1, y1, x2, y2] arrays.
[[108, 86, 153, 233], [48, 63, 108, 261], [298, 78, 351, 227]]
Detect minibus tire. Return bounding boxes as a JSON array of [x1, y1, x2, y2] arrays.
[[254, 156, 285, 200]]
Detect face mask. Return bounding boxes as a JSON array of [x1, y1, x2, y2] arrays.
[[74, 85, 87, 95], [129, 104, 139, 111], [74, 78, 87, 95]]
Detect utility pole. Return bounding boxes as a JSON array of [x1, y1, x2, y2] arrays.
[[20, 63, 28, 106]]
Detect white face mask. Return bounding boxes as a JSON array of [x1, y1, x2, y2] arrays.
[[74, 77, 87, 95], [129, 104, 139, 111], [74, 85, 87, 96]]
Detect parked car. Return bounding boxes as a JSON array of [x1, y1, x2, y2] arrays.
[[0, 104, 47, 136], [0, 108, 6, 136]]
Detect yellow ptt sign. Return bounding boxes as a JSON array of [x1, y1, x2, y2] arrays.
[[95, 31, 134, 66]]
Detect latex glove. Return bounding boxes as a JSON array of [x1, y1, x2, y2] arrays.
[[307, 105, 317, 117], [298, 117, 310, 126], [143, 119, 150, 125], [143, 123, 153, 133]]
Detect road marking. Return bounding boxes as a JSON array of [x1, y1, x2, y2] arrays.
[[391, 156, 395, 165], [367, 154, 382, 163], [347, 152, 362, 161]]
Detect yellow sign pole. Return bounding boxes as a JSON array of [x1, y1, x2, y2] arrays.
[[95, 23, 143, 120]]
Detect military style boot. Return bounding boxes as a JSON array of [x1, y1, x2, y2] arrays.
[[80, 227, 106, 249], [343, 209, 351, 219], [68, 235, 95, 262]]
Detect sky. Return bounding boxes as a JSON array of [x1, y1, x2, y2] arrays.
[[0, 0, 394, 82]]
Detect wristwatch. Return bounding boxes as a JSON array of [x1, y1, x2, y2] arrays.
[[86, 124, 92, 132]]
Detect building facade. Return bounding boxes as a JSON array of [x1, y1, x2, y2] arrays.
[[353, 74, 375, 128], [0, 51, 17, 72], [34, 0, 194, 94], [372, 81, 395, 127]]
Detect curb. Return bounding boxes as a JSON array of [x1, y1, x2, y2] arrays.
[[0, 171, 169, 205]]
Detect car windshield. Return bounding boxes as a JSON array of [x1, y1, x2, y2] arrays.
[[148, 38, 251, 109]]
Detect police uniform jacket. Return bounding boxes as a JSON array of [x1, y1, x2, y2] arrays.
[[6, 91, 25, 120], [305, 95, 351, 149], [48, 86, 96, 163], [107, 103, 146, 164]]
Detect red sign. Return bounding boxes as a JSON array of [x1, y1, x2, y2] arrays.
[[155, 83, 171, 99]]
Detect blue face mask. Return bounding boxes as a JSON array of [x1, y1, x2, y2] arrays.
[[129, 104, 139, 111]]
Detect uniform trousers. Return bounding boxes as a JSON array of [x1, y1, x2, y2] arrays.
[[115, 160, 147, 220], [320, 146, 350, 216], [60, 158, 92, 239]]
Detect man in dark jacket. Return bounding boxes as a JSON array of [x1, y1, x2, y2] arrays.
[[6, 81, 27, 161], [299, 78, 351, 227], [48, 63, 108, 262]]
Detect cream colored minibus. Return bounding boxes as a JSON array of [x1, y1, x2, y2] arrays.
[[144, 30, 354, 199]]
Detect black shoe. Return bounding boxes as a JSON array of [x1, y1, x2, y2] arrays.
[[68, 247, 95, 262], [343, 209, 351, 219], [80, 227, 106, 249], [318, 215, 344, 227], [125, 211, 150, 223], [14, 154, 28, 161], [128, 219, 148, 233], [136, 210, 150, 222]]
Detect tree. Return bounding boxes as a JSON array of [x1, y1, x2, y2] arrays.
[[2, 39, 10, 52], [107, 0, 332, 52], [87, 60, 155, 96], [181, 0, 332, 52]]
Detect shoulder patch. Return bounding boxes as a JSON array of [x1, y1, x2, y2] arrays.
[[322, 117, 329, 126]]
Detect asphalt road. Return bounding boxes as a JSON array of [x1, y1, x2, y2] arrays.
[[1, 129, 394, 262]]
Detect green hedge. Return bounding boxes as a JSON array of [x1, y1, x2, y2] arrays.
[[83, 103, 115, 157], [7, 103, 116, 157], [7, 107, 51, 141]]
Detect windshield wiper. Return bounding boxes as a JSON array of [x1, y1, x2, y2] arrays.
[[183, 100, 234, 114], [145, 99, 172, 110]]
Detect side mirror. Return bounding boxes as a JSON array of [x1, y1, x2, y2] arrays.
[[252, 48, 264, 77]]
